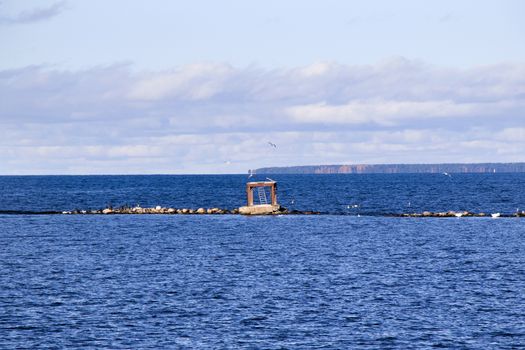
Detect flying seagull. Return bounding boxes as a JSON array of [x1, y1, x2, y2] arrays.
[[268, 141, 277, 148]]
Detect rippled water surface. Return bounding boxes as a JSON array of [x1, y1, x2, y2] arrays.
[[1, 175, 525, 348], [1, 173, 524, 214]]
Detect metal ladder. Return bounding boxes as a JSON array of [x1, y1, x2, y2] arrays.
[[257, 187, 268, 204]]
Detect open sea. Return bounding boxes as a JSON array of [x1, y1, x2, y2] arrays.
[[1, 174, 524, 349]]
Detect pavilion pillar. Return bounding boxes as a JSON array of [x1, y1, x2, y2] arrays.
[[270, 183, 277, 206], [246, 183, 254, 206]]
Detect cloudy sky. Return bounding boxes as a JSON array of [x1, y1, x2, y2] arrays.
[[1, 1, 524, 174]]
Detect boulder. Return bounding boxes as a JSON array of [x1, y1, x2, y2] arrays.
[[196, 208, 206, 214]]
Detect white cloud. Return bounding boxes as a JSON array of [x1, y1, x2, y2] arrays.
[[495, 127, 525, 142], [0, 59, 524, 174], [128, 63, 233, 101], [0, 1, 67, 25], [284, 100, 491, 125], [297, 62, 333, 77]]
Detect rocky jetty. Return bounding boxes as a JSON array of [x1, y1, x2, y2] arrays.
[[63, 206, 238, 215], [58, 206, 523, 217], [394, 210, 525, 218], [61, 205, 321, 216]]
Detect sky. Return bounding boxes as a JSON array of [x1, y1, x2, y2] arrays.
[[0, 0, 524, 174]]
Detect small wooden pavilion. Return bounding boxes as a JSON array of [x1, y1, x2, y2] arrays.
[[245, 180, 277, 206], [239, 180, 281, 215]]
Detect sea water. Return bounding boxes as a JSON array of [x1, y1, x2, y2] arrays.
[[1, 174, 524, 348]]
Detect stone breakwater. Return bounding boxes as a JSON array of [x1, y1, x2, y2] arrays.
[[392, 210, 525, 218], [61, 205, 321, 216], [55, 207, 525, 217]]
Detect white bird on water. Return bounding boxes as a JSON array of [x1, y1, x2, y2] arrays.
[[443, 172, 454, 182]]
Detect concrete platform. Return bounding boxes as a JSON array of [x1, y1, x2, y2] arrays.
[[238, 204, 282, 215]]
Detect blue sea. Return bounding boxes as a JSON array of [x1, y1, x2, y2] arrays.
[[1, 174, 524, 348]]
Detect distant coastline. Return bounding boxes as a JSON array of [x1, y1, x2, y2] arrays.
[[254, 163, 525, 174]]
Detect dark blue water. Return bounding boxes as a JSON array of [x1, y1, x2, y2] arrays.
[[0, 173, 524, 214], [1, 174, 525, 348]]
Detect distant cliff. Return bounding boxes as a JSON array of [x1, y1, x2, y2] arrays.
[[254, 163, 525, 174]]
